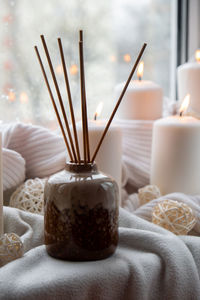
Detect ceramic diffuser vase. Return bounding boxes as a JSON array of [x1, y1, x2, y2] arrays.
[[44, 162, 119, 260], [35, 31, 146, 261]]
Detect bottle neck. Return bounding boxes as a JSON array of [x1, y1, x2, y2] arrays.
[[65, 161, 98, 173]]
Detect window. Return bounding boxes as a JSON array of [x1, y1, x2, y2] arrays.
[[177, 0, 200, 62], [1, 0, 173, 128]]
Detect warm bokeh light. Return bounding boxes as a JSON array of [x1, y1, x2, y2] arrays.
[[109, 55, 116, 62], [8, 91, 15, 102], [123, 54, 131, 63], [20, 92, 28, 104], [4, 61, 12, 70], [94, 102, 103, 120], [195, 50, 200, 62], [3, 14, 13, 23], [55, 64, 63, 74], [69, 64, 78, 75], [137, 61, 144, 80], [180, 94, 190, 116]]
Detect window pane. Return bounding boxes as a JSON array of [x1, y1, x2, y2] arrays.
[[0, 0, 173, 128]]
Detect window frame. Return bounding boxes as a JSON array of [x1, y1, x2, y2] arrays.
[[176, 0, 200, 64], [174, 0, 200, 99]]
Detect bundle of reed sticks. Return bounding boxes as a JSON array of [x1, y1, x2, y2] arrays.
[[35, 31, 146, 165]]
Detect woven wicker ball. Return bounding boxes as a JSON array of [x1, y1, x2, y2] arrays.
[[152, 199, 196, 235], [10, 178, 46, 215], [0, 233, 24, 267], [138, 185, 161, 205]]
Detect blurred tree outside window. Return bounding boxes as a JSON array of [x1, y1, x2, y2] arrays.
[[0, 0, 172, 128]]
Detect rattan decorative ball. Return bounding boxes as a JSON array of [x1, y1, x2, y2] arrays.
[[10, 178, 46, 215], [152, 199, 196, 235], [138, 185, 161, 205], [0, 233, 24, 267]]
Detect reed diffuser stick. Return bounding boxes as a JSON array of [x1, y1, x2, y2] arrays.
[[58, 38, 81, 163], [34, 46, 73, 161], [91, 43, 147, 162], [40, 35, 78, 163], [79, 30, 90, 162], [79, 41, 87, 163]]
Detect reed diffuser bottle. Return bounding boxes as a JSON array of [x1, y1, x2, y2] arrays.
[[44, 162, 119, 261], [35, 30, 146, 261]]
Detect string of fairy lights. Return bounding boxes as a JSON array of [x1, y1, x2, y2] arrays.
[[5, 54, 132, 104], [2, 28, 133, 106], [1, 3, 133, 106]]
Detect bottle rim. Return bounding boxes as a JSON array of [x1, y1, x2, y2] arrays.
[[65, 161, 98, 173]]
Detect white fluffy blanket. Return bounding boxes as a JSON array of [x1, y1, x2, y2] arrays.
[[1, 120, 200, 300], [1, 122, 66, 190], [1, 205, 200, 300]]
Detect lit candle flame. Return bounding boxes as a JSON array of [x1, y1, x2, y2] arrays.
[[195, 50, 200, 62], [94, 102, 103, 120], [123, 54, 131, 63], [179, 94, 190, 116], [137, 61, 144, 80]]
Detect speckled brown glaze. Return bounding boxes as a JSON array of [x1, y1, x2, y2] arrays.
[[44, 162, 119, 261]]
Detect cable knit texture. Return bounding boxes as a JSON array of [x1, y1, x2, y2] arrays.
[[1, 122, 66, 190], [1, 121, 151, 192], [115, 119, 152, 189], [1, 98, 176, 192], [2, 148, 25, 190]]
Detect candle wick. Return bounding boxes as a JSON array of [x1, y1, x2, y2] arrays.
[[138, 76, 142, 81], [94, 113, 97, 121], [180, 111, 183, 117]]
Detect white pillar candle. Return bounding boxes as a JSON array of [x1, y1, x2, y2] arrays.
[[77, 119, 122, 202], [177, 49, 200, 113], [115, 62, 163, 120], [150, 114, 200, 195], [0, 132, 3, 235]]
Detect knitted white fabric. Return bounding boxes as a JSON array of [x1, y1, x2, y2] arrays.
[[1, 122, 67, 178], [1, 122, 66, 191], [2, 148, 25, 190], [1, 121, 148, 193], [114, 98, 178, 190], [1, 97, 176, 194], [114, 119, 153, 189]]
